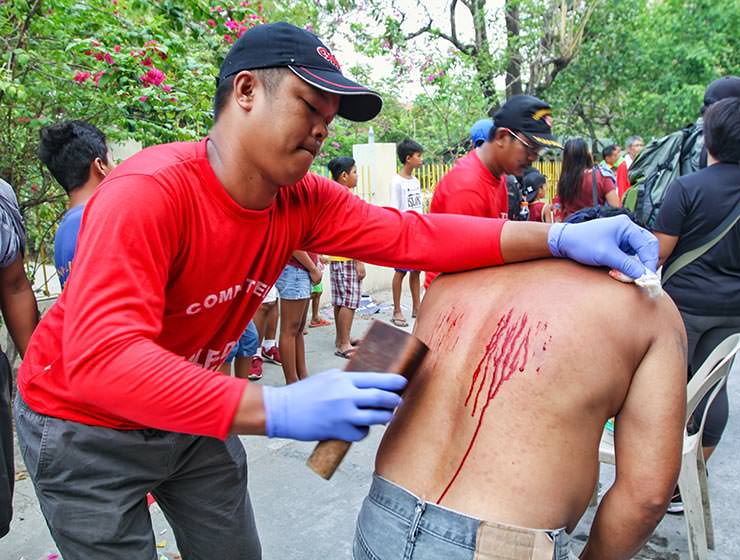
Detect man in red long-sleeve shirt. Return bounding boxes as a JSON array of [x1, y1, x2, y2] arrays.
[[426, 95, 564, 288], [15, 23, 660, 559]]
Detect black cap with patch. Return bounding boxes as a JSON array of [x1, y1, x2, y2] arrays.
[[218, 22, 382, 122], [493, 95, 563, 150]]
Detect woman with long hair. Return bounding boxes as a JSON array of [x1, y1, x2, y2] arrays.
[[554, 138, 619, 220]]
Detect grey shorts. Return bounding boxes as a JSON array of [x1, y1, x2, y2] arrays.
[[354, 475, 576, 560], [14, 394, 261, 560]]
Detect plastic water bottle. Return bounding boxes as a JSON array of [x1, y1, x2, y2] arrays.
[[368, 126, 375, 144], [519, 199, 530, 221]]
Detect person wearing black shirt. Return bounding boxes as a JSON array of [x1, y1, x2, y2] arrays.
[[654, 97, 740, 474]]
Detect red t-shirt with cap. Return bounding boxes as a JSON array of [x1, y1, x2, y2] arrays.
[[18, 138, 506, 439], [425, 150, 508, 287]]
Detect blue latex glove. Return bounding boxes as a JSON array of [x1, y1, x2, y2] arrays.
[[548, 215, 659, 279], [262, 369, 407, 441]]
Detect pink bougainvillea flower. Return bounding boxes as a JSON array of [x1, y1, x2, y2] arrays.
[[94, 52, 104, 61], [169, 96, 177, 103], [225, 19, 238, 30], [144, 40, 157, 47], [207, 18, 217, 27], [104, 52, 114, 65], [91, 39, 101, 47], [224, 34, 233, 44], [162, 84, 172, 93], [31, 183, 38, 192], [84, 49, 93, 56], [331, 141, 341, 149], [112, 0, 118, 5], [139, 95, 148, 102], [140, 67, 166, 86], [141, 57, 153, 67], [240, 1, 250, 6], [114, 45, 121, 53], [93, 70, 106, 86], [73, 71, 91, 83]]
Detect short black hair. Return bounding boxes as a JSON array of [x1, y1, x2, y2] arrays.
[[327, 156, 355, 181], [703, 97, 740, 164], [397, 139, 424, 164], [213, 67, 288, 120], [601, 144, 619, 160], [38, 120, 108, 193]]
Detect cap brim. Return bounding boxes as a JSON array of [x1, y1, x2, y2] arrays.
[[289, 66, 382, 122], [523, 132, 563, 150]]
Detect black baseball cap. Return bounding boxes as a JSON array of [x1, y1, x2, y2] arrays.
[[702, 76, 740, 114], [493, 95, 563, 149], [218, 22, 382, 122], [522, 171, 546, 203]]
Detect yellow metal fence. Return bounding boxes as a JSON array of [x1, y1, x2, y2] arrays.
[[314, 159, 563, 207]]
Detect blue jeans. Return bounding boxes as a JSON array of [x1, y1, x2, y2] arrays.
[[225, 321, 259, 364], [354, 476, 575, 560], [276, 265, 311, 300]]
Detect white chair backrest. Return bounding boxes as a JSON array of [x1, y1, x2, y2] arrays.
[[685, 333, 740, 427]]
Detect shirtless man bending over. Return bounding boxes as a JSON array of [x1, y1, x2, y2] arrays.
[[353, 259, 687, 560]]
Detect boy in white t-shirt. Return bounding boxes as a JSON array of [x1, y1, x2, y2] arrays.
[[389, 139, 424, 327]]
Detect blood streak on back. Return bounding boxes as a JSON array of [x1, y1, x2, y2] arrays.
[[436, 308, 548, 504]]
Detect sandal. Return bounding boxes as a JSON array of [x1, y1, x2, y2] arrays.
[[390, 317, 409, 327], [334, 348, 354, 359]]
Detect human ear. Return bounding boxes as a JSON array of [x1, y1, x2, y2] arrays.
[[92, 157, 108, 179], [232, 71, 257, 112]]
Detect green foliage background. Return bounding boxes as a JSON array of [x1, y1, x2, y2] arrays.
[[0, 0, 738, 274]]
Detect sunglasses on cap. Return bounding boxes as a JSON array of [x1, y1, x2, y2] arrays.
[[503, 128, 546, 157]]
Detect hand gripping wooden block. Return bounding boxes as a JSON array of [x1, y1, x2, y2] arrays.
[[306, 321, 428, 480]]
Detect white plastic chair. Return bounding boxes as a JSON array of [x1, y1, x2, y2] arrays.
[[598, 333, 740, 560]]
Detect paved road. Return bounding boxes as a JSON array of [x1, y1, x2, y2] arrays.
[[2, 290, 738, 559]]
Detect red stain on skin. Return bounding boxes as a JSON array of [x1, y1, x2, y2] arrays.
[[436, 309, 548, 505], [427, 308, 464, 353]]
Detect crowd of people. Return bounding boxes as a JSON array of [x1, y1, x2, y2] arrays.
[[0, 19, 737, 560]]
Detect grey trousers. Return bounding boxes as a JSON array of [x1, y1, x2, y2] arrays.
[[14, 395, 261, 560], [0, 351, 12, 538], [681, 311, 740, 447]]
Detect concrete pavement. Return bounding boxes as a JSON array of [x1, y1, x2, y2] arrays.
[[1, 289, 738, 559]]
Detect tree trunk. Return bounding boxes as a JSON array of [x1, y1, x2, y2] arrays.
[[505, 0, 522, 99]]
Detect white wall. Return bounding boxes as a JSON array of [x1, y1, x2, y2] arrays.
[[314, 142, 400, 307]]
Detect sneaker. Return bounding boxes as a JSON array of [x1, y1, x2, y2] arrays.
[[248, 356, 264, 381], [666, 489, 683, 514], [262, 346, 282, 365]]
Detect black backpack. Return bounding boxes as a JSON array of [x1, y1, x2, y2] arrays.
[[623, 122, 704, 228], [506, 175, 524, 220]]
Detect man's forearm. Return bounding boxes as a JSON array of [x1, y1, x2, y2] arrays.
[[229, 383, 267, 434], [581, 485, 667, 560], [2, 285, 39, 357], [499, 221, 552, 263]]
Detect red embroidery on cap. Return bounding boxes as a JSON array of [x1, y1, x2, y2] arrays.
[[316, 46, 341, 70]]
